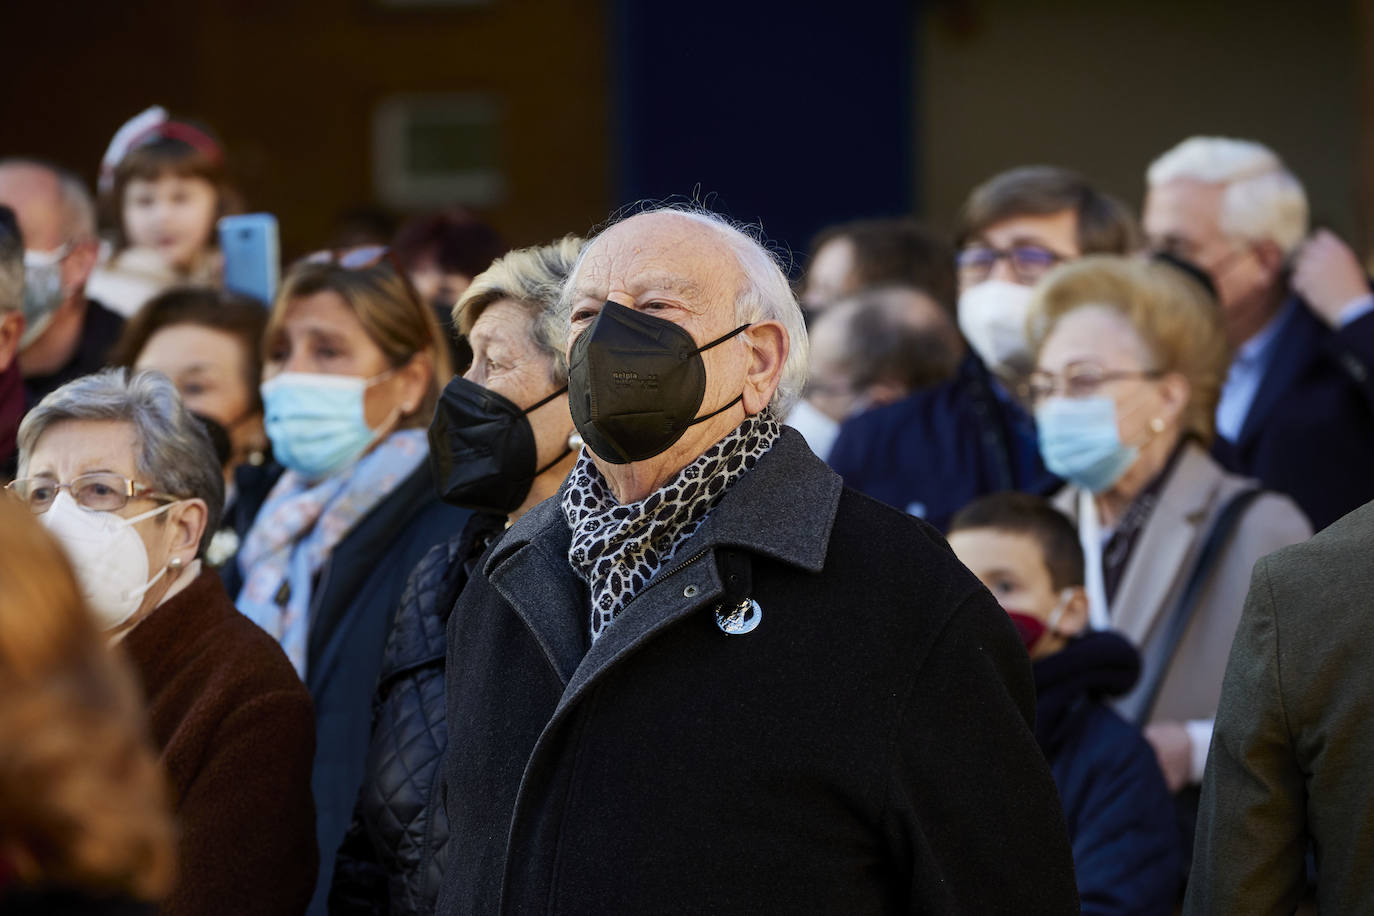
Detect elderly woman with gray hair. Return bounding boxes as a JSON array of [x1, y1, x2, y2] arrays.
[[8, 368, 317, 916], [330, 236, 583, 916]]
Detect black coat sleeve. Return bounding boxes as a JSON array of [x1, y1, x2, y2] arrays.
[[881, 588, 1080, 914], [1184, 557, 1308, 915]]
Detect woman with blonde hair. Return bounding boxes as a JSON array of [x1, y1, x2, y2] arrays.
[[232, 247, 468, 915], [0, 494, 175, 913], [331, 236, 583, 916], [1024, 255, 1310, 857]]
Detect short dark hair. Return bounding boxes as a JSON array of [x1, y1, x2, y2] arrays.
[[392, 208, 507, 281], [835, 287, 962, 392], [956, 166, 1140, 256], [109, 286, 269, 415], [808, 218, 957, 314], [949, 491, 1085, 590]]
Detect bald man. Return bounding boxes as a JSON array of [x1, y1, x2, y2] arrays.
[[0, 159, 122, 401], [436, 206, 1078, 914]]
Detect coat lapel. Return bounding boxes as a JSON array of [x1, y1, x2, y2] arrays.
[[1235, 299, 1318, 449], [484, 498, 587, 686], [1109, 443, 1220, 644], [525, 429, 844, 724]]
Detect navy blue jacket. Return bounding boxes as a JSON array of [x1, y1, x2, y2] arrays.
[[1035, 631, 1182, 916], [828, 354, 1056, 530], [1213, 299, 1374, 531], [231, 461, 469, 916]]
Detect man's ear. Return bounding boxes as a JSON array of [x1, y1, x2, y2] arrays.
[[61, 237, 99, 295], [165, 497, 209, 565], [740, 320, 788, 416], [0, 311, 24, 370], [1057, 585, 1090, 637], [1253, 239, 1286, 277]]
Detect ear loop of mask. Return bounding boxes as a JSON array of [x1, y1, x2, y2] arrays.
[[117, 499, 185, 605], [1045, 589, 1075, 638], [525, 384, 573, 477], [683, 323, 752, 429]]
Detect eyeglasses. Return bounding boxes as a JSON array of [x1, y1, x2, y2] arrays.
[[302, 244, 397, 271], [1020, 362, 1166, 406], [5, 473, 180, 515], [957, 244, 1066, 285], [299, 244, 427, 309]]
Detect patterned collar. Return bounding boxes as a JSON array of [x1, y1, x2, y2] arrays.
[[562, 410, 781, 641]]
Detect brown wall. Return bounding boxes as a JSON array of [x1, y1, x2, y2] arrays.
[[920, 0, 1363, 249], [2, 0, 611, 256]]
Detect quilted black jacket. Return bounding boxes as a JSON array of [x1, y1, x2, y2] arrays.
[[330, 512, 505, 915]]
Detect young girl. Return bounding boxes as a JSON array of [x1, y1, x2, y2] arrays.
[[88, 106, 237, 316]]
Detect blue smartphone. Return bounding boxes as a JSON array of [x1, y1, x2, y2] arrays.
[[218, 213, 280, 305]]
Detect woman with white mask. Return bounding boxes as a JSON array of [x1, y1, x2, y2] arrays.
[[232, 247, 468, 916], [1025, 256, 1310, 850], [9, 367, 317, 916]]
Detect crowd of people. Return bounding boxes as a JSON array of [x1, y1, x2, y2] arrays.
[[0, 106, 1372, 915]]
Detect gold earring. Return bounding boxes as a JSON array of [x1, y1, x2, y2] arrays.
[[1149, 417, 1166, 433]]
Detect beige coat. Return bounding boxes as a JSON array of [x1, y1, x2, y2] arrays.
[[1054, 441, 1310, 726]]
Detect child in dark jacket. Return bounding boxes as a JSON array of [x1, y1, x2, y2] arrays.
[[949, 492, 1182, 916]]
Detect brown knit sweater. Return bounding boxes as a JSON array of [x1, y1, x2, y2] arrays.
[[122, 570, 317, 916]]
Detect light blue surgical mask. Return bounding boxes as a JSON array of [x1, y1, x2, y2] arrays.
[[1036, 396, 1138, 493], [261, 370, 397, 480]]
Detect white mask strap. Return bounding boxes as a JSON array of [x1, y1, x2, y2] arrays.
[[122, 499, 181, 526]]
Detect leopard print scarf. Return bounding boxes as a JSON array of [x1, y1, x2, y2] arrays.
[[563, 410, 781, 642]]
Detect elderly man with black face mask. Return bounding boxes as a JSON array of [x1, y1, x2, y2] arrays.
[[435, 206, 1079, 915]]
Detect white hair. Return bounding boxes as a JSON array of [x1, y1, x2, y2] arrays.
[[562, 204, 810, 416], [1146, 136, 1308, 255]]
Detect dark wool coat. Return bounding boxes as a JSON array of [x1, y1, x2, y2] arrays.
[[1186, 498, 1374, 914], [828, 353, 1057, 531], [435, 428, 1079, 915], [1034, 631, 1182, 916], [121, 570, 317, 916], [330, 512, 504, 916]]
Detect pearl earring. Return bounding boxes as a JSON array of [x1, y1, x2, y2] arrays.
[[169, 556, 185, 570], [1149, 417, 1166, 434]]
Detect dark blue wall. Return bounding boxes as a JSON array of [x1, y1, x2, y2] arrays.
[[612, 1, 917, 274]]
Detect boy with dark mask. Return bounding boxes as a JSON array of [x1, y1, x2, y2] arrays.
[[949, 492, 1182, 915]]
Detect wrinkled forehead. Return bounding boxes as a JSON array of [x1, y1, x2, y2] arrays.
[[572, 213, 742, 307]]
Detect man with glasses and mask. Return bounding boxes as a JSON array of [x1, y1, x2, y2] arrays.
[[829, 165, 1138, 530], [0, 158, 122, 402], [1144, 136, 1374, 530], [435, 205, 1079, 915]]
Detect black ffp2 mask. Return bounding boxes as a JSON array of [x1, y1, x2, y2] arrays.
[[427, 375, 569, 515], [568, 300, 749, 464]]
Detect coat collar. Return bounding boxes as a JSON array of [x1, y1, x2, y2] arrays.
[[1074, 441, 1225, 643], [483, 427, 843, 688]]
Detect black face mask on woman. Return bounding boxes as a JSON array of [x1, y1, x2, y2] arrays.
[[568, 300, 750, 464], [427, 375, 569, 515]]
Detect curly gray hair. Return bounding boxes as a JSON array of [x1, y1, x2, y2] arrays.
[[17, 369, 225, 554]]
